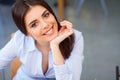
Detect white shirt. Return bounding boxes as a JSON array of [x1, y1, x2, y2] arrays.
[[0, 29, 84, 80]]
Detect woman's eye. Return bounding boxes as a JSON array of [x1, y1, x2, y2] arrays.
[[31, 22, 38, 28], [44, 12, 50, 17]]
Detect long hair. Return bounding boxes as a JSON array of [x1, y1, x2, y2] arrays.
[[12, 0, 74, 59]]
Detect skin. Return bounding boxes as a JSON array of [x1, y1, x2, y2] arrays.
[[24, 5, 73, 74]]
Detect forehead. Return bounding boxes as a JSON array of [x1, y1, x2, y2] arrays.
[[25, 5, 47, 23], [27, 5, 47, 14]]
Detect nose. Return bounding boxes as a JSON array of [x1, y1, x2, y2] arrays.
[[41, 20, 48, 29]]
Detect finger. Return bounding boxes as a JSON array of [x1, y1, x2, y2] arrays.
[[60, 20, 72, 25], [60, 23, 72, 28], [60, 29, 73, 40], [60, 22, 73, 30], [60, 20, 73, 28], [59, 26, 73, 37], [59, 26, 66, 33]]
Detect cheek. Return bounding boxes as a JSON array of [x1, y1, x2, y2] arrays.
[[49, 15, 57, 24], [32, 30, 42, 37], [30, 32, 41, 41], [27, 29, 41, 38], [53, 20, 58, 29]]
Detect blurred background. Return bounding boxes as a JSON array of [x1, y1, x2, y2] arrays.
[[0, 0, 120, 80]]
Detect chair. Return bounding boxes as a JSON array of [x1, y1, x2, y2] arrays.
[[11, 57, 22, 79], [74, 0, 108, 16], [116, 66, 120, 80], [10, 33, 22, 79]]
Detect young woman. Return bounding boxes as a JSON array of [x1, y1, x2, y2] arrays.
[[0, 0, 84, 80]]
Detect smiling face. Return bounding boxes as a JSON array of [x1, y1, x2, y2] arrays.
[[25, 5, 58, 44]]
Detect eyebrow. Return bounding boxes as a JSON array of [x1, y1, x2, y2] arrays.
[[28, 9, 48, 26], [42, 9, 48, 17], [28, 20, 37, 27]]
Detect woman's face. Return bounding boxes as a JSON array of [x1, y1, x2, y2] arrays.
[[25, 5, 58, 43]]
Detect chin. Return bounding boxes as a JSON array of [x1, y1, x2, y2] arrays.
[[48, 34, 58, 42]]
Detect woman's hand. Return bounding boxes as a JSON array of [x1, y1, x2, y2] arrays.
[[50, 20, 73, 65], [50, 20, 73, 46]]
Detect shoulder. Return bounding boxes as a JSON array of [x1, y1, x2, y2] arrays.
[[13, 30, 35, 52], [13, 30, 26, 45], [73, 29, 83, 42], [13, 30, 35, 45], [13, 30, 36, 53], [68, 29, 84, 58], [14, 30, 34, 43], [11, 30, 26, 50], [14, 30, 25, 38]]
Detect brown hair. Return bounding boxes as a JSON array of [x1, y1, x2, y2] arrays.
[[12, 0, 74, 59]]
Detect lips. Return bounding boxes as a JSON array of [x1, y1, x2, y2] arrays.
[[43, 26, 54, 35]]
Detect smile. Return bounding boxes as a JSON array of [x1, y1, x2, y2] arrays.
[[43, 26, 54, 35]]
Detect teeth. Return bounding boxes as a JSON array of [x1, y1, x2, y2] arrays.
[[45, 28, 53, 35]]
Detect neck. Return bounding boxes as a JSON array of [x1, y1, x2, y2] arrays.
[[35, 40, 50, 53]]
